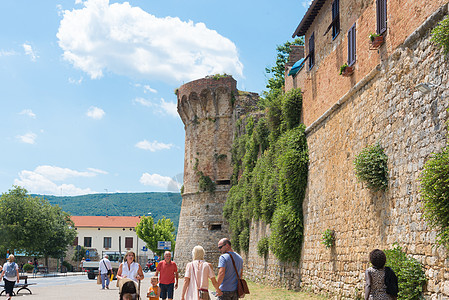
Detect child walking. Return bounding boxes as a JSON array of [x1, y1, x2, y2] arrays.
[[147, 276, 160, 300]]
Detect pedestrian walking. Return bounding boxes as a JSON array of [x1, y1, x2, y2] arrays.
[[181, 245, 221, 300], [0, 254, 20, 300], [99, 254, 113, 289], [155, 251, 178, 300], [216, 238, 243, 300], [364, 249, 398, 300]]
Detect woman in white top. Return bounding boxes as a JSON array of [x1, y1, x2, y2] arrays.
[[117, 251, 144, 283], [0, 255, 19, 300], [181, 246, 221, 300]]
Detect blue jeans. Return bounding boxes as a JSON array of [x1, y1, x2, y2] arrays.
[[100, 273, 110, 288]]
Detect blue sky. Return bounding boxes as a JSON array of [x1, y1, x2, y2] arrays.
[[0, 0, 309, 196]]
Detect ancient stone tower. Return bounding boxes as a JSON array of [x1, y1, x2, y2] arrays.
[[174, 75, 257, 271]]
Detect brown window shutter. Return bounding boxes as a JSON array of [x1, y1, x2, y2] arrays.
[[348, 23, 356, 66], [125, 237, 133, 249], [377, 0, 387, 34]]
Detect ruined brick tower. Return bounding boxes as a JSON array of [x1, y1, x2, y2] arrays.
[[174, 75, 257, 271]]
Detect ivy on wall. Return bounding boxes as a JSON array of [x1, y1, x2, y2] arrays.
[[431, 16, 449, 55], [223, 88, 308, 263], [420, 112, 449, 248]]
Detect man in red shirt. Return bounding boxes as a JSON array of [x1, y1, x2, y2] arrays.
[[155, 251, 178, 300]]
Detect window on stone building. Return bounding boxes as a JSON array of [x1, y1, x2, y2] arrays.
[[209, 224, 222, 231], [104, 237, 112, 249], [73, 237, 78, 246], [376, 0, 387, 34], [324, 0, 340, 39], [348, 23, 356, 66], [308, 33, 315, 70], [125, 237, 133, 249], [84, 237, 92, 248]]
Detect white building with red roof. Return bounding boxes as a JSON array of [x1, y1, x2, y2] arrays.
[[71, 216, 151, 264]]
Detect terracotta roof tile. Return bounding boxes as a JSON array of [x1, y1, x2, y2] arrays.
[[71, 216, 142, 228]]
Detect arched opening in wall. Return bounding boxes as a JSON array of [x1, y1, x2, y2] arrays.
[[209, 223, 222, 231], [200, 89, 214, 116]]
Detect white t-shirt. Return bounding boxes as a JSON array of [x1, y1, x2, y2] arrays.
[[184, 260, 214, 300], [2, 262, 18, 282], [99, 258, 112, 275], [121, 261, 140, 283]]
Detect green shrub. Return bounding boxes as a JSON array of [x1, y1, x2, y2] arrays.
[[321, 229, 335, 248], [198, 173, 216, 193], [281, 88, 303, 131], [269, 204, 303, 263], [257, 237, 269, 258], [23, 263, 34, 272], [420, 145, 449, 247], [384, 244, 427, 300], [354, 143, 389, 191], [431, 16, 449, 55], [62, 261, 73, 272]]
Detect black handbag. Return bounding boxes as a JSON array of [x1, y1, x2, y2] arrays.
[[103, 260, 112, 276]]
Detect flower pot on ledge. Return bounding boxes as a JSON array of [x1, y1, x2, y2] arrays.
[[370, 35, 384, 49], [341, 66, 354, 77]]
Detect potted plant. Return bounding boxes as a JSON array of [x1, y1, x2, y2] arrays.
[[369, 33, 384, 49], [23, 263, 34, 273], [339, 63, 354, 77]]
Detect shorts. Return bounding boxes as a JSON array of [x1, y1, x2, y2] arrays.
[[218, 290, 239, 300], [159, 283, 174, 299]]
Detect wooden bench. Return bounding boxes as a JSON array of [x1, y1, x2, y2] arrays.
[[0, 275, 37, 295]]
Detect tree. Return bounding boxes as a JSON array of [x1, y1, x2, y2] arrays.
[[135, 216, 176, 256], [264, 38, 304, 91], [0, 186, 77, 263]]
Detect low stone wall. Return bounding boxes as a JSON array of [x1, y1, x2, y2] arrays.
[[244, 7, 449, 299]]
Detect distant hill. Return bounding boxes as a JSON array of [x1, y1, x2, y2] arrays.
[[35, 192, 182, 231]]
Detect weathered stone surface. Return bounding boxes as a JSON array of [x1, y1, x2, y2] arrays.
[[175, 76, 258, 273]]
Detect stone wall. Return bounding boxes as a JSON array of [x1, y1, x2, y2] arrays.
[[244, 7, 449, 299]]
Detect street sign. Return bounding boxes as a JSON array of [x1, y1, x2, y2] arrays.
[[86, 250, 90, 257], [142, 246, 148, 252], [157, 241, 171, 250]]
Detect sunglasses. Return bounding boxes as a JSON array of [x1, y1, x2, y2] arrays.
[[218, 245, 224, 249]]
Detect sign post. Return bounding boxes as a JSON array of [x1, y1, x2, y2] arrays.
[[157, 241, 171, 250]]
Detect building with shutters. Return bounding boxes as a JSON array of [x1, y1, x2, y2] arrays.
[[244, 0, 449, 298], [71, 216, 151, 265]]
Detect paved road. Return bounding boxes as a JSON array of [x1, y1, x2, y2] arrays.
[[10, 273, 213, 300]]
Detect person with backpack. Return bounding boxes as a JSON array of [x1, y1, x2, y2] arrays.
[[364, 249, 398, 300], [0, 254, 20, 300]]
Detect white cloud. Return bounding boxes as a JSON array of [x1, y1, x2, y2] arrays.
[[13, 165, 103, 196], [57, 0, 243, 83], [160, 98, 177, 117], [0, 50, 17, 57], [139, 173, 176, 188], [87, 167, 108, 175], [86, 106, 105, 119], [23, 43, 38, 61], [33, 165, 98, 181], [143, 85, 157, 94], [134, 97, 152, 107], [135, 140, 173, 152], [19, 109, 36, 118], [302, 0, 313, 8], [17, 132, 37, 144], [134, 97, 177, 117], [69, 76, 83, 84]]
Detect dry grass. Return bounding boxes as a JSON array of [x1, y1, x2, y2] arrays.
[[243, 280, 328, 300]]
